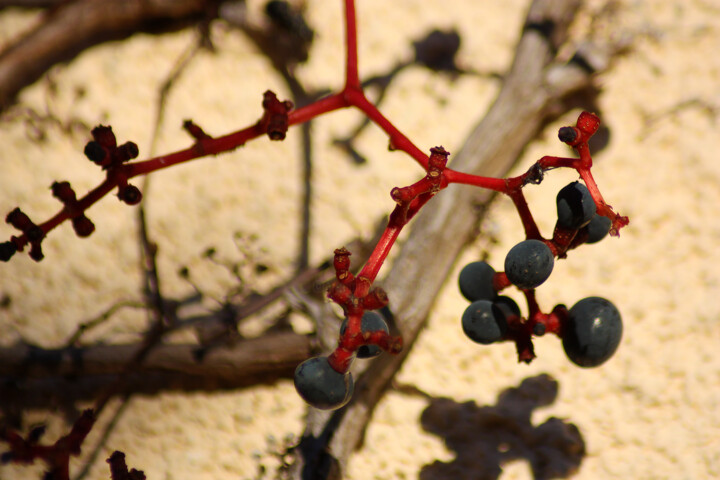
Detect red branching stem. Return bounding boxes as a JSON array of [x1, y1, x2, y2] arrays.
[[41, 181, 116, 235], [354, 147, 450, 289], [129, 93, 347, 178], [507, 190, 543, 241], [289, 92, 348, 124], [443, 169, 508, 191], [343, 0, 360, 91], [577, 167, 629, 234], [345, 89, 428, 168], [535, 155, 581, 170], [356, 223, 401, 293], [6, 92, 349, 255]]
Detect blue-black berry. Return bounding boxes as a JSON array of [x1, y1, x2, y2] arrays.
[[461, 300, 507, 344], [562, 297, 622, 367], [504, 239, 554, 290], [294, 356, 354, 410], [458, 260, 496, 302], [584, 214, 612, 244], [493, 295, 521, 321], [558, 126, 577, 144], [340, 311, 389, 358], [556, 181, 596, 230]]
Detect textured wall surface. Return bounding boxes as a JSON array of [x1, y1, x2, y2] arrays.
[[1, 0, 719, 479]]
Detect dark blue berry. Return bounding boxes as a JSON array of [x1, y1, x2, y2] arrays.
[[458, 261, 496, 302], [558, 126, 578, 144], [584, 214, 612, 244], [504, 239, 554, 290], [461, 300, 507, 344], [556, 181, 596, 230], [493, 295, 521, 321], [340, 311, 389, 358], [294, 356, 354, 410], [562, 297, 622, 367]]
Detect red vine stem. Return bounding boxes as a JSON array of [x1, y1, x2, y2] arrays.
[[343, 0, 360, 91]]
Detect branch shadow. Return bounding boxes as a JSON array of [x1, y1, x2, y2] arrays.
[[417, 374, 585, 480]]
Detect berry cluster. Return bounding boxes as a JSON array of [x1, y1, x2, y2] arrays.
[[294, 311, 391, 410], [293, 111, 628, 409], [294, 248, 401, 410], [0, 0, 627, 416], [457, 122, 624, 365]]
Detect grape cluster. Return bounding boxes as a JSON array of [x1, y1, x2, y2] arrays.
[[457, 179, 621, 366], [458, 261, 521, 345], [294, 310, 391, 410]]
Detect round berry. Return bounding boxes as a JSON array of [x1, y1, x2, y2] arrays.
[[562, 297, 622, 367], [294, 356, 354, 410], [558, 126, 578, 144], [461, 300, 507, 344], [340, 311, 389, 358], [493, 295, 521, 321], [458, 261, 496, 302], [504, 239, 554, 290], [584, 214, 612, 244], [556, 181, 596, 230]]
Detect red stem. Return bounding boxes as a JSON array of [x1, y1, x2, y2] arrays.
[[356, 222, 401, 293], [343, 0, 360, 91]]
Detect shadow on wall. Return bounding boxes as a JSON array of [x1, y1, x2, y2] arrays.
[[417, 374, 585, 480]]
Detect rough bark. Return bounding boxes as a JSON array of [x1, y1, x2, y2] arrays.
[[0, 332, 314, 406]]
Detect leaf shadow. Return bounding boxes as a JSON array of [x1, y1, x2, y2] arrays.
[[417, 374, 585, 480]]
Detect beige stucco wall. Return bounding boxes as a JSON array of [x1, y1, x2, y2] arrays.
[[1, 0, 719, 478]]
